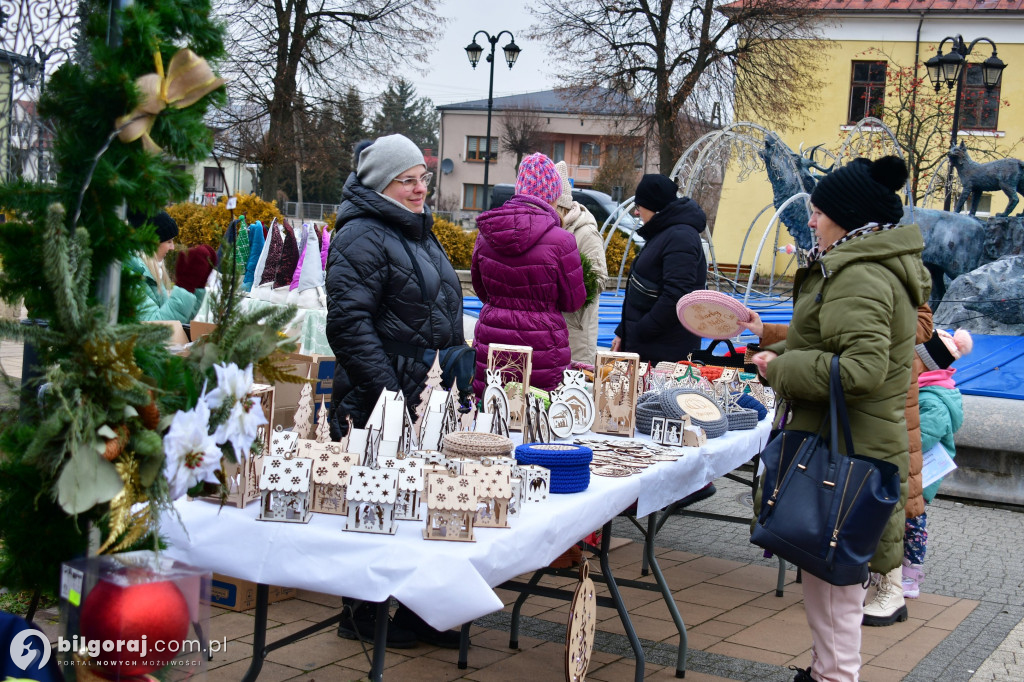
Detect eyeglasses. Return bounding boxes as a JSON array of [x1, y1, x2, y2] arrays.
[[393, 172, 433, 189]]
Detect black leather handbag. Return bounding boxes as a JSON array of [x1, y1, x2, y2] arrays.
[[750, 356, 901, 586]]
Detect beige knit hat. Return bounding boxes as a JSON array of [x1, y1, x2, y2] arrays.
[[554, 160, 574, 210]]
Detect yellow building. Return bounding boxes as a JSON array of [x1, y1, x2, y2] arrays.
[[712, 1, 1024, 275]]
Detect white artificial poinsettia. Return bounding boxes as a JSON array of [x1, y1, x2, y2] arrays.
[[163, 400, 222, 500], [204, 362, 254, 410], [212, 395, 268, 461]]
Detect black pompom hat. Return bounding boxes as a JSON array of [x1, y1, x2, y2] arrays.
[[810, 156, 908, 231]]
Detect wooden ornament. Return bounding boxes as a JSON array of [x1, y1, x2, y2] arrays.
[[292, 367, 315, 439], [257, 455, 313, 523], [592, 352, 640, 438], [469, 459, 513, 529], [344, 466, 400, 534], [423, 470, 476, 541], [314, 397, 331, 443], [486, 344, 533, 431], [297, 439, 357, 516], [565, 560, 596, 682]]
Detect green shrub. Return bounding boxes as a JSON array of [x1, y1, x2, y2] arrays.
[[167, 194, 285, 249], [605, 232, 638, 284], [432, 217, 477, 269]]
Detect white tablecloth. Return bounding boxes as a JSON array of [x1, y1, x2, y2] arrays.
[[161, 418, 771, 630]]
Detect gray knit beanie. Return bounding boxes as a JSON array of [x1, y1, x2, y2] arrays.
[[356, 134, 426, 192]]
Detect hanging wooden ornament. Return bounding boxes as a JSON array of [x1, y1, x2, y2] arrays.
[[565, 559, 596, 682]]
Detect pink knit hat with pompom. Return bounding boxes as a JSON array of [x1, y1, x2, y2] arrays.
[[515, 153, 562, 205]]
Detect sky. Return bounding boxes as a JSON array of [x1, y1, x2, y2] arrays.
[[387, 0, 559, 107]]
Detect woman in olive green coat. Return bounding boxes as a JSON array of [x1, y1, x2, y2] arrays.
[[743, 156, 930, 682]]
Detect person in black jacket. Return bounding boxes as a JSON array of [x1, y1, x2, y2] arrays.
[[326, 134, 465, 434], [611, 174, 707, 364], [325, 134, 466, 648]]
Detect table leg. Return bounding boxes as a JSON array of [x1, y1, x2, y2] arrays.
[[241, 584, 270, 682], [509, 570, 543, 649], [457, 622, 472, 669], [645, 514, 687, 677], [598, 521, 645, 682], [369, 601, 388, 682]]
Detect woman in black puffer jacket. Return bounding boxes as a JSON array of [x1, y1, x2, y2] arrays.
[[612, 174, 707, 364], [325, 135, 465, 436]]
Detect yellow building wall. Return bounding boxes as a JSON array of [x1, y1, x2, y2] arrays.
[[711, 35, 1024, 275]]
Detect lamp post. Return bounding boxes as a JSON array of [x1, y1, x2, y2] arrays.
[[924, 35, 1006, 211], [465, 30, 521, 211]]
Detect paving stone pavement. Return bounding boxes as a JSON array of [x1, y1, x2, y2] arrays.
[[627, 475, 1024, 681]]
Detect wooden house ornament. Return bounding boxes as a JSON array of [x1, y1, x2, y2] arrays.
[[472, 460, 514, 528], [345, 465, 400, 534], [297, 439, 358, 515], [257, 455, 312, 523], [381, 453, 425, 521], [366, 390, 414, 454], [593, 351, 641, 437], [270, 425, 299, 458], [486, 344, 532, 431], [423, 470, 476, 542]]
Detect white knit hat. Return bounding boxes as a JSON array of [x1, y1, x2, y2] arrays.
[[554, 160, 574, 210]]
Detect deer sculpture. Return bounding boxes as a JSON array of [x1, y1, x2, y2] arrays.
[[947, 141, 1024, 216], [759, 134, 834, 252]]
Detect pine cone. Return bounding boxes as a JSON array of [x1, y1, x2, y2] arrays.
[[102, 424, 130, 462], [138, 396, 160, 430], [102, 437, 121, 461]]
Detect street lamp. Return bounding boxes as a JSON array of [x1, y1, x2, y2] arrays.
[[465, 30, 521, 211], [924, 35, 1006, 210]]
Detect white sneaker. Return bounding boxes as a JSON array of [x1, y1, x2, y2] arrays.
[[863, 566, 908, 626]]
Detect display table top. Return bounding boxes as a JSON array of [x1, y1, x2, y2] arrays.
[[161, 418, 771, 630]]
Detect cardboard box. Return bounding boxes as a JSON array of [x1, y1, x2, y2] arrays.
[[266, 352, 335, 429], [189, 319, 218, 340], [211, 573, 297, 612]]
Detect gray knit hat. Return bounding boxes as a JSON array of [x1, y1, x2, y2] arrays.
[[356, 134, 426, 192]]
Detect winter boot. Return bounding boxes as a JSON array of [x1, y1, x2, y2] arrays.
[[902, 559, 924, 599], [862, 566, 908, 626], [337, 598, 417, 648]]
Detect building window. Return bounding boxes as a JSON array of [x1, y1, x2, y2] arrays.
[[547, 141, 566, 163], [203, 166, 225, 193], [848, 61, 886, 123], [466, 136, 497, 162], [961, 64, 1000, 130], [463, 183, 486, 211], [606, 143, 643, 169], [579, 141, 601, 167]]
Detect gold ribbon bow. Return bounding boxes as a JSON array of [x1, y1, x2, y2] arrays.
[[116, 48, 225, 153]]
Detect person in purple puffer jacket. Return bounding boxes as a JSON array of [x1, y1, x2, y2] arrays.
[[471, 152, 587, 395]]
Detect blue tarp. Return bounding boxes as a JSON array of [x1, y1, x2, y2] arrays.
[[464, 290, 1024, 400]]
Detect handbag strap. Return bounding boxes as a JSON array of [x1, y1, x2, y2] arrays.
[[705, 338, 738, 356], [828, 356, 856, 456]]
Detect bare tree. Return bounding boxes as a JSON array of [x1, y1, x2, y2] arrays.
[[528, 0, 826, 173], [215, 0, 444, 199], [500, 106, 545, 169]]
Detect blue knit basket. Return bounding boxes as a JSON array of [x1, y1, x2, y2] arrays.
[[515, 443, 593, 493]]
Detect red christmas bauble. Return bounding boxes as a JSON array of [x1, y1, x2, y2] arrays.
[[79, 577, 190, 677]]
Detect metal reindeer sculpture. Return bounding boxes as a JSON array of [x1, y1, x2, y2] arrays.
[[947, 141, 1024, 216]]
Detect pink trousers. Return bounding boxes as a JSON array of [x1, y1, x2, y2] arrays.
[[801, 572, 867, 682]]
